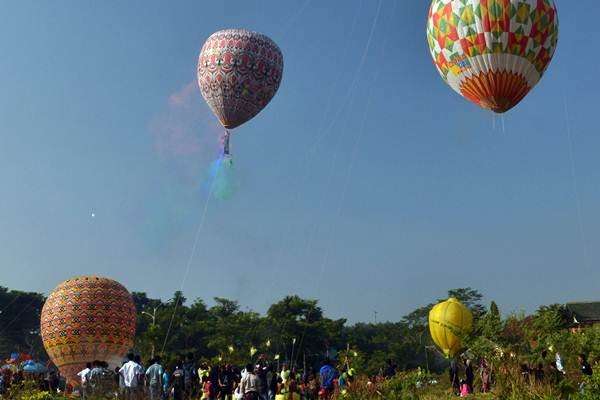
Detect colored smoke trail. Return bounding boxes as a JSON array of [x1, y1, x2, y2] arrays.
[[205, 154, 237, 200], [152, 80, 224, 191]]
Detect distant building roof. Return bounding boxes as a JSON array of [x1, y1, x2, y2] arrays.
[[566, 302, 600, 325]]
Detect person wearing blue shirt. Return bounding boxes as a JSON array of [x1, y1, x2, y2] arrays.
[[161, 366, 170, 400], [146, 357, 164, 400], [319, 358, 337, 398]]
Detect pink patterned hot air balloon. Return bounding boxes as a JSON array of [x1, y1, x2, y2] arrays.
[[197, 29, 283, 157]]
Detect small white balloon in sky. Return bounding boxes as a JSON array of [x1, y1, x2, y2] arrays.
[[91, 212, 95, 218]]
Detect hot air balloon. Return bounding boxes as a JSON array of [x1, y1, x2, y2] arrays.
[[429, 298, 473, 357], [197, 29, 284, 160], [426, 0, 559, 113], [40, 276, 136, 387]]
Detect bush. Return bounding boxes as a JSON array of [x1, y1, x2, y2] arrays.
[[571, 365, 600, 400], [3, 380, 65, 400], [334, 371, 439, 400]]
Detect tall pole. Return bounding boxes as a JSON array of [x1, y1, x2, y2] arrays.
[[290, 338, 296, 370], [150, 308, 156, 359], [142, 306, 160, 359], [346, 343, 351, 371], [303, 352, 306, 373]]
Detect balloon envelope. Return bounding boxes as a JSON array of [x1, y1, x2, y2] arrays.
[[427, 0, 559, 113], [197, 29, 283, 129], [40, 276, 136, 386], [429, 298, 473, 357]]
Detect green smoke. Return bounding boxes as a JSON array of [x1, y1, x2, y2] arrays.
[[208, 156, 237, 200]]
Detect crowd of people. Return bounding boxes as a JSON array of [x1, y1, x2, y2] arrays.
[[0, 366, 64, 396], [2, 350, 595, 398], [75, 353, 359, 400], [447, 351, 595, 397], [448, 355, 478, 397]]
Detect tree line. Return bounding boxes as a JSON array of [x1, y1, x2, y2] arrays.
[[4, 285, 593, 381]]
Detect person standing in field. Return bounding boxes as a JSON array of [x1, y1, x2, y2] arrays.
[[463, 356, 474, 393], [240, 364, 260, 400], [319, 359, 337, 399], [480, 358, 491, 393], [579, 354, 593, 393], [449, 358, 460, 395], [119, 353, 143, 400], [77, 362, 92, 399], [145, 357, 164, 400]]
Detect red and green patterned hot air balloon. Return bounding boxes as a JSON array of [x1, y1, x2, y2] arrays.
[[40, 276, 136, 387], [197, 29, 283, 158], [427, 0, 559, 113]]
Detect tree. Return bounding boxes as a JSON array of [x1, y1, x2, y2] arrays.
[[533, 304, 571, 333], [210, 297, 240, 319], [266, 296, 345, 368], [267, 295, 323, 322], [131, 292, 161, 313], [446, 288, 485, 320], [402, 305, 433, 330], [0, 288, 45, 358], [172, 291, 187, 307], [478, 301, 503, 339]]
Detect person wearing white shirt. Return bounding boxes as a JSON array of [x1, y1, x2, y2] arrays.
[[77, 362, 92, 399], [240, 364, 259, 400], [119, 353, 142, 399]]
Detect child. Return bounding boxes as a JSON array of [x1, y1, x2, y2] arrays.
[[201, 376, 213, 400], [460, 379, 470, 397]]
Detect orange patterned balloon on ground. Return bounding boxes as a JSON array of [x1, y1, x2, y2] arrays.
[[40, 276, 136, 386]]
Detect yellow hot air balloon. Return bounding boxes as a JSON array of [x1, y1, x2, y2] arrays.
[[429, 298, 473, 357]]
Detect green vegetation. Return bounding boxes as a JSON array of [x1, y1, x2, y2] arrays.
[[0, 287, 44, 358], [3, 380, 62, 400], [129, 288, 485, 371], [3, 286, 600, 398]]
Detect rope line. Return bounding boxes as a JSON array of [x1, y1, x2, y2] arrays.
[[563, 95, 588, 269], [161, 151, 221, 352], [162, 0, 314, 354], [294, 0, 386, 365]]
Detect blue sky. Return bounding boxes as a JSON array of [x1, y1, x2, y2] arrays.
[[1, 1, 599, 323]]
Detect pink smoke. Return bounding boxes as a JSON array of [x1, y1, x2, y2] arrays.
[[168, 81, 198, 108], [151, 80, 221, 161], [153, 120, 203, 157]]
